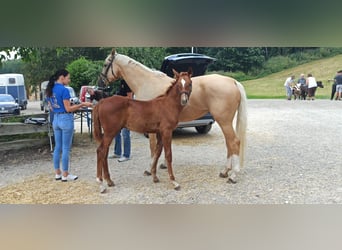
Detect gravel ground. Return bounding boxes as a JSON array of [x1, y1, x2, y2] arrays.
[[1, 99, 341, 204]]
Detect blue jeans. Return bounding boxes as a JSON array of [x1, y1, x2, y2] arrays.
[[285, 86, 292, 99], [53, 113, 74, 172], [114, 128, 131, 158]]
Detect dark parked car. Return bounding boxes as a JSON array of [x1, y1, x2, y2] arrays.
[[160, 53, 216, 134], [0, 94, 20, 116]]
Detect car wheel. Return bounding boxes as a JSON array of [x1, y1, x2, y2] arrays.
[[195, 124, 212, 134]]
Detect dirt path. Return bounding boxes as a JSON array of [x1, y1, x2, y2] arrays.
[[1, 99, 341, 204]]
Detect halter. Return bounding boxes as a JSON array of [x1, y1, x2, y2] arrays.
[[100, 53, 117, 84], [178, 75, 192, 98]]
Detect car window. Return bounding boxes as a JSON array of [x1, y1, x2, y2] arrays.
[[0, 95, 14, 102]]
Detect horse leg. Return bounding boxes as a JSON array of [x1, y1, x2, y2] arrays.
[[217, 123, 241, 184], [161, 132, 180, 190], [149, 133, 167, 169], [144, 133, 163, 183], [96, 135, 115, 187], [152, 134, 163, 183]]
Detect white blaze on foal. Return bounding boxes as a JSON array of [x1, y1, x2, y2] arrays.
[[181, 78, 186, 87]]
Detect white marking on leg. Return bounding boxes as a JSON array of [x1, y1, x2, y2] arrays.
[[228, 154, 240, 183], [96, 178, 106, 193], [231, 154, 240, 173], [172, 180, 180, 190]]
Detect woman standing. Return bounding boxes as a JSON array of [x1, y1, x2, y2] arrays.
[[46, 69, 92, 181], [306, 73, 317, 100]]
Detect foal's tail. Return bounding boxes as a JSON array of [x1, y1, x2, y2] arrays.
[[235, 81, 248, 168], [92, 104, 103, 143]]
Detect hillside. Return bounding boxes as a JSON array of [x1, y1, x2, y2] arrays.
[[241, 54, 342, 99]]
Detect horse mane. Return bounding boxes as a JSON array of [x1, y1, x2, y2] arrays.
[[117, 54, 167, 78]]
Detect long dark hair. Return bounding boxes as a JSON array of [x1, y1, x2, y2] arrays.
[[46, 69, 69, 97]]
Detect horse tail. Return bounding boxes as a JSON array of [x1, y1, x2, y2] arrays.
[[235, 81, 247, 168], [92, 104, 103, 143]]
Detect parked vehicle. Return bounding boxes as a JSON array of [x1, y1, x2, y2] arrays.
[[160, 53, 216, 134], [66, 86, 80, 105], [40, 81, 49, 112], [0, 94, 20, 116], [79, 85, 94, 102], [0, 73, 28, 110]]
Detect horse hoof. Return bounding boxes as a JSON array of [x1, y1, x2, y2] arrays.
[[107, 180, 115, 187], [144, 170, 151, 176], [228, 178, 237, 184], [172, 181, 180, 190], [159, 164, 167, 169], [153, 177, 159, 183], [219, 172, 228, 178], [99, 185, 107, 193]]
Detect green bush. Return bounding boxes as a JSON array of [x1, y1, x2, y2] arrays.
[[262, 56, 297, 74], [66, 58, 102, 93]]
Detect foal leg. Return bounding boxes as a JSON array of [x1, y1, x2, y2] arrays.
[[217, 123, 241, 184], [162, 132, 180, 190], [96, 135, 115, 187], [96, 140, 111, 193], [149, 133, 167, 169], [151, 135, 163, 183], [144, 133, 163, 183]]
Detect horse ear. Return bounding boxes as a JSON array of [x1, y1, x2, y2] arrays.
[[111, 48, 116, 56], [188, 67, 193, 77], [172, 69, 179, 78]]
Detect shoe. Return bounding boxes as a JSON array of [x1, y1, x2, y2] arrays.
[[55, 174, 62, 181], [108, 154, 121, 159], [61, 174, 78, 182], [118, 156, 130, 162]]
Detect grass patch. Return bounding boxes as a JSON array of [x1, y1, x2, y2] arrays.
[[234, 54, 342, 99]]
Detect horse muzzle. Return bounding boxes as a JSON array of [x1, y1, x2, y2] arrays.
[[180, 92, 190, 106]]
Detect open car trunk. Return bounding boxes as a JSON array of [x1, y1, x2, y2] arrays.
[[160, 53, 216, 134]]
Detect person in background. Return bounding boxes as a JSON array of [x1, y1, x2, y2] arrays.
[[297, 73, 307, 100], [333, 70, 342, 100], [108, 79, 132, 162], [46, 69, 92, 181], [87, 87, 108, 103], [306, 73, 318, 100], [284, 75, 295, 100], [297, 73, 306, 86]]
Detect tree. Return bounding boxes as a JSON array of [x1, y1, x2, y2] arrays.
[[66, 57, 102, 93]]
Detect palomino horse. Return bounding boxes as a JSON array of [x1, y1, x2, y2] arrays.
[[100, 49, 247, 183], [93, 69, 193, 190]]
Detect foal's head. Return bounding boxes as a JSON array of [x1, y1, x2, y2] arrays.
[[172, 68, 193, 106]]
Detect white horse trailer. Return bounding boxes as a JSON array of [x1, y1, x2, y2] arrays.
[[0, 73, 28, 110]]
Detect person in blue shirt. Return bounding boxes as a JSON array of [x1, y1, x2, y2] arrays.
[[46, 69, 92, 182]]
